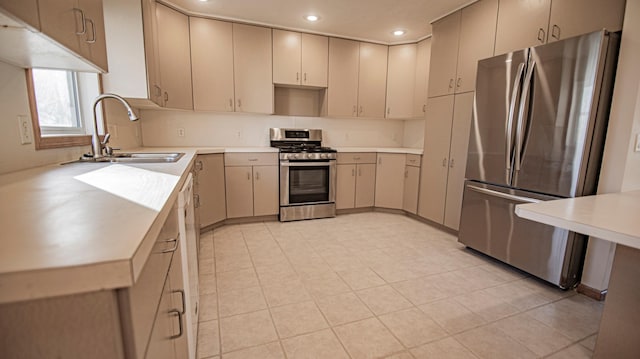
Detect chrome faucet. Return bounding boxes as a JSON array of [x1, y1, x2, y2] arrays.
[[90, 93, 139, 159]]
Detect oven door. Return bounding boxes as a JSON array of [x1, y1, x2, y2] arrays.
[[280, 160, 336, 206]]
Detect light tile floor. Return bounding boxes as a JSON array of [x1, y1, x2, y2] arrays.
[[196, 212, 603, 359]]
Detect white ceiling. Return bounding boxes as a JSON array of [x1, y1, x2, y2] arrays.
[[162, 0, 476, 44]]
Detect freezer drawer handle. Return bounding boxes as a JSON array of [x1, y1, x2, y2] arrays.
[[467, 185, 541, 204]]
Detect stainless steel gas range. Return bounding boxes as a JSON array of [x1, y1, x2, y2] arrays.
[[270, 128, 337, 222]]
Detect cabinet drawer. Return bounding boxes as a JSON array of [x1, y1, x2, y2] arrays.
[[118, 203, 179, 359], [406, 154, 421, 167], [337, 152, 377, 164], [224, 153, 278, 166]]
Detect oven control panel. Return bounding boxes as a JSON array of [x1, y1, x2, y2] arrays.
[[280, 152, 337, 161]]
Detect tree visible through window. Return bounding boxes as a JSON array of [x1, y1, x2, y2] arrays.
[[31, 69, 84, 135]]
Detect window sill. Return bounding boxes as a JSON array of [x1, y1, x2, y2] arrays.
[[35, 135, 92, 150]]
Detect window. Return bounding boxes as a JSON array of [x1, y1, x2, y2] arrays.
[[26, 68, 102, 149]]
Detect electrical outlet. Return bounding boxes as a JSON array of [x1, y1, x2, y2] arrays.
[[17, 115, 32, 145], [177, 128, 185, 137]]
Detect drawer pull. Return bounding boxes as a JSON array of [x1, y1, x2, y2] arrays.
[[248, 158, 258, 162], [73, 8, 86, 35], [173, 289, 186, 314], [162, 238, 179, 253], [169, 309, 183, 339]]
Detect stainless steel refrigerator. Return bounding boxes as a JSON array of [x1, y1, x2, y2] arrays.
[[458, 30, 619, 289]]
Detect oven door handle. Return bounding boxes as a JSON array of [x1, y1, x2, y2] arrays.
[[280, 161, 334, 167]]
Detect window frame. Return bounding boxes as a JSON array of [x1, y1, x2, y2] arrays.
[[25, 68, 106, 150]]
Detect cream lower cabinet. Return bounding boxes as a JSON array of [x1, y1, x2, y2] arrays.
[[403, 154, 421, 214], [374, 153, 406, 209], [418, 92, 474, 230], [224, 153, 278, 218], [195, 154, 226, 228], [0, 202, 187, 359], [336, 153, 376, 209], [494, 0, 625, 55]]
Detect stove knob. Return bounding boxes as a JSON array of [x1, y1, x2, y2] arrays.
[[320, 153, 328, 159], [293, 154, 299, 159], [306, 153, 313, 159]]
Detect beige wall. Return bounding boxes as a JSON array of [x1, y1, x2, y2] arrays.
[[139, 109, 411, 148], [582, 0, 640, 292]]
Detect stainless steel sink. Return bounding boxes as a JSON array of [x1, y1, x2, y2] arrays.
[[73, 152, 185, 163]]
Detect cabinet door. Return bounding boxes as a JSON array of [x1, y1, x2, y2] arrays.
[[548, 0, 626, 42], [146, 275, 177, 359], [386, 44, 417, 119], [428, 11, 461, 98], [253, 166, 279, 216], [77, 0, 108, 72], [418, 95, 454, 223], [336, 164, 356, 209], [142, 0, 162, 105], [328, 38, 360, 117], [355, 164, 376, 208], [156, 4, 193, 110], [38, 0, 82, 56], [301, 33, 328, 87], [357, 42, 388, 118], [375, 154, 406, 209], [455, 0, 498, 93], [413, 38, 431, 118], [225, 166, 254, 218], [443, 93, 474, 230], [197, 154, 226, 228], [273, 29, 301, 86], [494, 0, 551, 55], [168, 243, 188, 359], [403, 166, 420, 214], [190, 18, 235, 112], [0, 0, 39, 29], [233, 23, 273, 114]]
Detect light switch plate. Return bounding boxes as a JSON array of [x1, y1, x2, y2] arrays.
[[18, 115, 32, 145]]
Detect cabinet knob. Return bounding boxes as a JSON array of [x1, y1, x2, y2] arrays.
[[442, 157, 448, 167], [85, 18, 96, 44], [449, 159, 455, 168], [229, 98, 233, 109], [448, 79, 454, 90], [358, 168, 362, 176], [164, 92, 169, 103], [237, 99, 242, 108], [352, 105, 357, 116], [387, 107, 391, 115], [456, 78, 461, 89], [296, 72, 299, 82], [359, 106, 363, 115], [304, 73, 307, 82], [247, 172, 251, 180], [72, 8, 86, 35], [196, 160, 203, 171], [422, 104, 426, 113], [255, 171, 260, 180], [168, 309, 184, 339]]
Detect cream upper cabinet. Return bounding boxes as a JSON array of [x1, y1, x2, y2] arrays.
[[374, 154, 406, 209], [38, 0, 108, 72], [495, 0, 625, 55], [547, 0, 625, 42], [428, 12, 460, 98], [328, 38, 360, 117], [357, 42, 388, 118], [413, 38, 431, 118], [386, 44, 417, 119], [273, 30, 328, 87], [233, 23, 273, 114], [418, 93, 474, 230], [190, 17, 235, 112], [196, 154, 226, 228], [0, 0, 39, 29], [494, 0, 552, 55], [156, 4, 192, 110], [428, 0, 498, 97]]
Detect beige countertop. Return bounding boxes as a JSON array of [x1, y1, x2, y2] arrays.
[[515, 190, 640, 250], [0, 149, 198, 304], [333, 147, 423, 155]]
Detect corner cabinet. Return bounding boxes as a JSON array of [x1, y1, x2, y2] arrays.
[[336, 153, 377, 209], [195, 154, 226, 228], [328, 39, 388, 118], [273, 29, 328, 87], [156, 3, 193, 110], [418, 93, 474, 230], [413, 38, 432, 118], [428, 0, 498, 97], [224, 153, 278, 218], [494, 0, 626, 55], [386, 44, 417, 119], [374, 153, 406, 209]]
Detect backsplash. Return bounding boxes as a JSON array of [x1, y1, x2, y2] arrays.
[[139, 109, 421, 148]]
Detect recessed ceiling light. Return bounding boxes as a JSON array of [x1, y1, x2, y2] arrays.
[[305, 15, 320, 22], [198, 0, 209, 2], [393, 30, 406, 36]]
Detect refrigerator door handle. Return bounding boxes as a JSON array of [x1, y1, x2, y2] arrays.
[[506, 62, 526, 183], [515, 60, 536, 173], [467, 184, 542, 204]]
